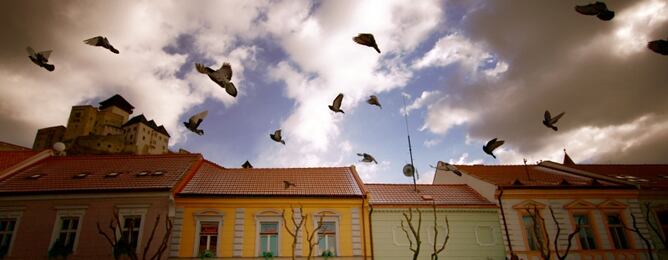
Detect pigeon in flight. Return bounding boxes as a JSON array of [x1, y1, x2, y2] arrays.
[[483, 138, 504, 159], [270, 129, 285, 145], [353, 33, 381, 53], [575, 2, 614, 21], [183, 110, 208, 135], [367, 95, 382, 109], [283, 180, 296, 189], [195, 62, 238, 97], [648, 39, 668, 55], [329, 93, 345, 113], [83, 36, 119, 54], [26, 47, 55, 71], [242, 160, 253, 169], [357, 153, 378, 164], [543, 110, 565, 131]]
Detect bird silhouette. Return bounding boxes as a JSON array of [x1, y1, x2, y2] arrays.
[[242, 160, 253, 169], [183, 110, 208, 135], [329, 93, 345, 113], [270, 129, 285, 145], [353, 33, 381, 53], [283, 180, 296, 189], [543, 110, 565, 131], [357, 153, 378, 164], [26, 47, 55, 71], [648, 39, 668, 55], [483, 138, 504, 159], [83, 36, 119, 54], [195, 62, 237, 97], [367, 95, 382, 109], [575, 2, 614, 21]]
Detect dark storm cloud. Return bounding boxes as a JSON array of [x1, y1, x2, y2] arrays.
[[422, 0, 668, 163]]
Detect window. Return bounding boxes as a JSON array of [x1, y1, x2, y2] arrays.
[[606, 213, 629, 249], [0, 219, 17, 257], [259, 222, 279, 256], [318, 221, 337, 256], [198, 222, 219, 256], [657, 210, 668, 240], [573, 214, 597, 250], [121, 215, 142, 251], [522, 215, 544, 251], [58, 217, 79, 248]]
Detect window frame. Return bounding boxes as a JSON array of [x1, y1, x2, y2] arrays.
[[654, 208, 668, 241], [603, 211, 632, 249], [192, 210, 224, 257], [116, 206, 148, 254], [255, 210, 282, 257], [49, 206, 86, 254], [0, 209, 23, 257], [519, 212, 546, 251], [570, 210, 599, 250], [313, 212, 340, 257]]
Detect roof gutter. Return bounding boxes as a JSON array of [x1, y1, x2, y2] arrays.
[[538, 161, 639, 188]]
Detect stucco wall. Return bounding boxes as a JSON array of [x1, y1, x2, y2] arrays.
[[371, 207, 505, 260]]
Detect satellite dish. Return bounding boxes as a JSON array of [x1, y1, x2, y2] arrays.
[[52, 142, 66, 152], [403, 163, 415, 177]]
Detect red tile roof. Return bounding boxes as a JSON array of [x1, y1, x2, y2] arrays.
[[0, 151, 40, 171], [566, 164, 668, 190], [365, 184, 493, 206], [179, 162, 364, 197], [453, 164, 624, 188], [0, 153, 202, 194], [0, 141, 31, 151]]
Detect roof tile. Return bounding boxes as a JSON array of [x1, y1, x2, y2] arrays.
[[453, 164, 622, 187], [366, 184, 493, 206]]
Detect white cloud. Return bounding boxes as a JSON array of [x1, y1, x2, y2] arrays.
[[413, 33, 508, 77], [257, 0, 443, 167], [424, 138, 442, 148], [401, 90, 441, 116], [448, 153, 483, 165], [420, 99, 476, 135]]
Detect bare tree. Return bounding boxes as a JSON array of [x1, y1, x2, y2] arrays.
[[96, 210, 173, 260], [281, 207, 306, 260], [430, 203, 450, 260], [525, 205, 580, 260], [642, 203, 667, 249], [623, 211, 654, 260], [304, 214, 325, 260], [400, 208, 422, 260]]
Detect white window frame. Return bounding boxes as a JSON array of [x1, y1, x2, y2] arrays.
[[116, 206, 148, 254], [192, 210, 224, 257], [0, 208, 23, 257], [255, 210, 282, 257], [49, 206, 86, 254], [313, 212, 340, 257]]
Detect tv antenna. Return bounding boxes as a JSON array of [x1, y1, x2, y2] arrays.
[[402, 94, 418, 192]]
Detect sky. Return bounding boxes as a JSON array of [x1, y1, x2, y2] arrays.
[[1, 0, 667, 184]]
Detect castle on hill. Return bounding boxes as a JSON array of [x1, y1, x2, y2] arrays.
[[33, 94, 170, 155]]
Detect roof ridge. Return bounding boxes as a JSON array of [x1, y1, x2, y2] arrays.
[[48, 153, 202, 160], [225, 166, 352, 170]]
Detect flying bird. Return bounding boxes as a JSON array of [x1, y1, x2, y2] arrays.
[[575, 2, 614, 21], [270, 129, 285, 145], [195, 62, 238, 97], [26, 47, 55, 71], [543, 110, 565, 131], [83, 36, 119, 54], [483, 138, 504, 159], [242, 160, 253, 169], [183, 110, 208, 135], [648, 39, 668, 55], [283, 180, 296, 189], [357, 153, 378, 164], [353, 33, 381, 53], [329, 93, 345, 113], [367, 95, 382, 109]]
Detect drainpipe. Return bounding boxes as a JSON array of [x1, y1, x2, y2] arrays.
[[361, 196, 368, 260], [368, 204, 374, 260], [498, 187, 515, 259]]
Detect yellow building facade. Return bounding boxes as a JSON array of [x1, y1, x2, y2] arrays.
[[171, 162, 372, 259]]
